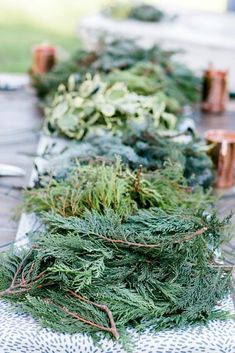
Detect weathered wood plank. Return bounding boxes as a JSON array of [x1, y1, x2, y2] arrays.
[[0, 83, 41, 249]]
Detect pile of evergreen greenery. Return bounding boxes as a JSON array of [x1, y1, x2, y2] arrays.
[[0, 123, 232, 347], [31, 39, 200, 106], [38, 128, 214, 189], [0, 160, 232, 344], [22, 160, 211, 218]]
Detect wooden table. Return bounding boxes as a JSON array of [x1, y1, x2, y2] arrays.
[[0, 78, 41, 250]]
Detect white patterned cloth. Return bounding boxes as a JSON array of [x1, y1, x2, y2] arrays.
[[0, 299, 235, 353]]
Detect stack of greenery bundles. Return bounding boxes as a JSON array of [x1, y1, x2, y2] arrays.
[[0, 159, 233, 346], [1, 27, 231, 348]]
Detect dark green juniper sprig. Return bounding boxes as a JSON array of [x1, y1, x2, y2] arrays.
[[0, 208, 232, 341], [22, 159, 212, 219]]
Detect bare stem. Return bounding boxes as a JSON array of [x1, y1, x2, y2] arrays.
[[134, 164, 143, 193], [0, 249, 47, 298], [68, 290, 119, 339], [95, 226, 208, 249], [10, 249, 33, 289]]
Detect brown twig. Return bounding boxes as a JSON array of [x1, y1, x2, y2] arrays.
[[174, 226, 208, 244], [94, 226, 208, 249], [133, 164, 143, 193], [62, 306, 119, 339], [68, 290, 119, 339], [10, 249, 33, 289], [45, 293, 119, 339], [0, 287, 30, 297], [0, 248, 47, 298]]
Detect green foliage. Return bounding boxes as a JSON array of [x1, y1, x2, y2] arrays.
[[122, 128, 215, 188], [32, 39, 200, 106], [0, 18, 230, 345], [104, 2, 165, 22], [105, 63, 182, 112], [128, 4, 165, 22], [44, 74, 178, 139], [22, 160, 211, 219], [41, 127, 214, 189], [0, 208, 232, 342], [105, 61, 200, 107]]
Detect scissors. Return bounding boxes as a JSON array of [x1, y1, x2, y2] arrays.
[[0, 164, 26, 177]]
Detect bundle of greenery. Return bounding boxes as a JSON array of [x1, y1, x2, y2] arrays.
[[105, 62, 199, 107], [38, 128, 214, 189], [44, 74, 178, 140], [22, 160, 212, 218], [122, 128, 215, 189], [0, 162, 232, 343], [103, 2, 165, 22], [31, 39, 200, 106]]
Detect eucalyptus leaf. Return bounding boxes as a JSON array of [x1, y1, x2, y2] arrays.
[[45, 75, 179, 140], [100, 103, 115, 117], [57, 115, 78, 132]]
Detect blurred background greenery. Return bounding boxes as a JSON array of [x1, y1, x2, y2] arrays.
[[0, 0, 227, 73]]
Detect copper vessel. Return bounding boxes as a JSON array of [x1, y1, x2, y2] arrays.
[[205, 129, 235, 188], [202, 67, 228, 113], [32, 44, 57, 74]]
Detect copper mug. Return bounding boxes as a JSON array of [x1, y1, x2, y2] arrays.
[[32, 44, 57, 74], [205, 129, 235, 188], [202, 67, 228, 113]]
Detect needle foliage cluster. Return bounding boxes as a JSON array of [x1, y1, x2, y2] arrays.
[[0, 146, 232, 346], [22, 160, 211, 219], [39, 128, 214, 189]]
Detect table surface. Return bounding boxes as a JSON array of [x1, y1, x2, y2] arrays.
[[0, 77, 235, 260], [0, 81, 41, 251]]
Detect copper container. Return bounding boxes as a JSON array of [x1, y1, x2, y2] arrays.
[[205, 129, 235, 188], [202, 67, 228, 113], [32, 44, 57, 74]]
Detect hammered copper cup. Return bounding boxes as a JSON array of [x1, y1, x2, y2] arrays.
[[202, 69, 228, 113], [205, 129, 235, 188], [32, 44, 57, 74]]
